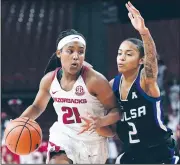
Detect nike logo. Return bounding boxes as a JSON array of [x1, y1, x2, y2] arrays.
[[52, 91, 58, 94]]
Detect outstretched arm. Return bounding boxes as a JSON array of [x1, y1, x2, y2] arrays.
[[126, 2, 160, 97], [140, 30, 158, 82], [126, 1, 158, 82]]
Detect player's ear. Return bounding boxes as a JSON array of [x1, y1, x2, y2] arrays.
[[139, 57, 144, 65], [56, 50, 61, 58]]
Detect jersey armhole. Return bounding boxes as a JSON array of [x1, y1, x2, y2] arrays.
[[81, 66, 89, 83], [51, 67, 61, 82], [135, 72, 161, 102]]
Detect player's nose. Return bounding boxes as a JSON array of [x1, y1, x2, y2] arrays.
[[72, 52, 79, 60]]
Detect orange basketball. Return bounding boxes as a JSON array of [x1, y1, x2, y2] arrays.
[[4, 117, 42, 155]]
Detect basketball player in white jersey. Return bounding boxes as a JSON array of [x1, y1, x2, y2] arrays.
[[19, 29, 122, 164]]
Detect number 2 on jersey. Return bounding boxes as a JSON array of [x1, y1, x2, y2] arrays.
[[62, 106, 81, 124], [128, 122, 140, 143]]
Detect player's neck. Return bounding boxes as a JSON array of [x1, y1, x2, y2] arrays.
[[61, 69, 81, 82], [122, 68, 139, 83]]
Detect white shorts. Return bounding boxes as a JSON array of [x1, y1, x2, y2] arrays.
[[46, 123, 108, 164]]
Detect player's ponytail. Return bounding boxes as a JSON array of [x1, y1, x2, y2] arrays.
[[44, 53, 61, 75]]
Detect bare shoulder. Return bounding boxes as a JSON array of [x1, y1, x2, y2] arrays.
[[83, 68, 111, 95], [85, 68, 108, 84], [82, 67, 118, 112], [40, 71, 55, 91]]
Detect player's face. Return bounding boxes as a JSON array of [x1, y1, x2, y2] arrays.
[[117, 41, 143, 73], [57, 41, 86, 75]]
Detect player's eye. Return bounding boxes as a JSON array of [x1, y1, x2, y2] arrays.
[[78, 50, 84, 55], [67, 49, 73, 54]]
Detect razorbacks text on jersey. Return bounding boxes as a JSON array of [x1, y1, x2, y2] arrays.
[[49, 66, 106, 141], [112, 70, 172, 149]]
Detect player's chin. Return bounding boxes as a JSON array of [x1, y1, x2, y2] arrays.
[[117, 67, 126, 73], [69, 66, 82, 74]]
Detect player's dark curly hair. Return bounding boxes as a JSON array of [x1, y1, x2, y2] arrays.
[[44, 29, 85, 74]]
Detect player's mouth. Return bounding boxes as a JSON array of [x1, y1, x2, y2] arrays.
[[118, 64, 124, 67], [71, 63, 78, 68]]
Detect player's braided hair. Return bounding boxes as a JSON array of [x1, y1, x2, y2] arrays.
[[44, 29, 86, 75]]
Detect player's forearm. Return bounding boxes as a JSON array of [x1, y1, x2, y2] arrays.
[[20, 104, 44, 120], [96, 126, 115, 137], [99, 110, 120, 127], [140, 28, 158, 79]]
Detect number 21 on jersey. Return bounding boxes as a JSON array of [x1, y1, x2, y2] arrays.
[[61, 106, 82, 124], [128, 122, 140, 143]]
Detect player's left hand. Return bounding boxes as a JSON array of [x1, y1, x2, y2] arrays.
[[77, 113, 102, 135], [126, 1, 148, 34]]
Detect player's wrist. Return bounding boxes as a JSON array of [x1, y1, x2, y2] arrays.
[[98, 117, 105, 128], [139, 27, 149, 35]]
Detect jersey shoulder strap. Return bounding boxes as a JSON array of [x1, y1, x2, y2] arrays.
[[112, 74, 122, 92], [51, 67, 61, 82]]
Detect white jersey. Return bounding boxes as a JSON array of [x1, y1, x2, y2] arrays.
[[49, 67, 106, 142]]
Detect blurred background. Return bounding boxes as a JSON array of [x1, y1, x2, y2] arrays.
[[1, 0, 180, 164]]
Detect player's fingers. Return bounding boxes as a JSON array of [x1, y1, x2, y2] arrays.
[[89, 122, 95, 128], [77, 128, 87, 135], [88, 127, 95, 132], [88, 129, 95, 135], [126, 2, 140, 16], [128, 1, 137, 10], [80, 116, 92, 124], [81, 124, 87, 128], [87, 112, 97, 120], [128, 1, 140, 14], [125, 3, 131, 12], [89, 115, 97, 121], [128, 12, 134, 20], [88, 124, 96, 131]]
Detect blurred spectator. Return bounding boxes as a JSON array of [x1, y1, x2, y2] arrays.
[[168, 78, 180, 113], [19, 141, 48, 164], [32, 151, 44, 164], [37, 141, 48, 163], [1, 112, 10, 139], [7, 98, 24, 119], [1, 145, 20, 164], [157, 58, 170, 123], [167, 78, 180, 140], [20, 151, 43, 164], [167, 109, 180, 140], [176, 124, 180, 152], [157, 59, 168, 95]]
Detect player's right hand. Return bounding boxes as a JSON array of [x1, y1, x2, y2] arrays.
[[77, 113, 102, 135]]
